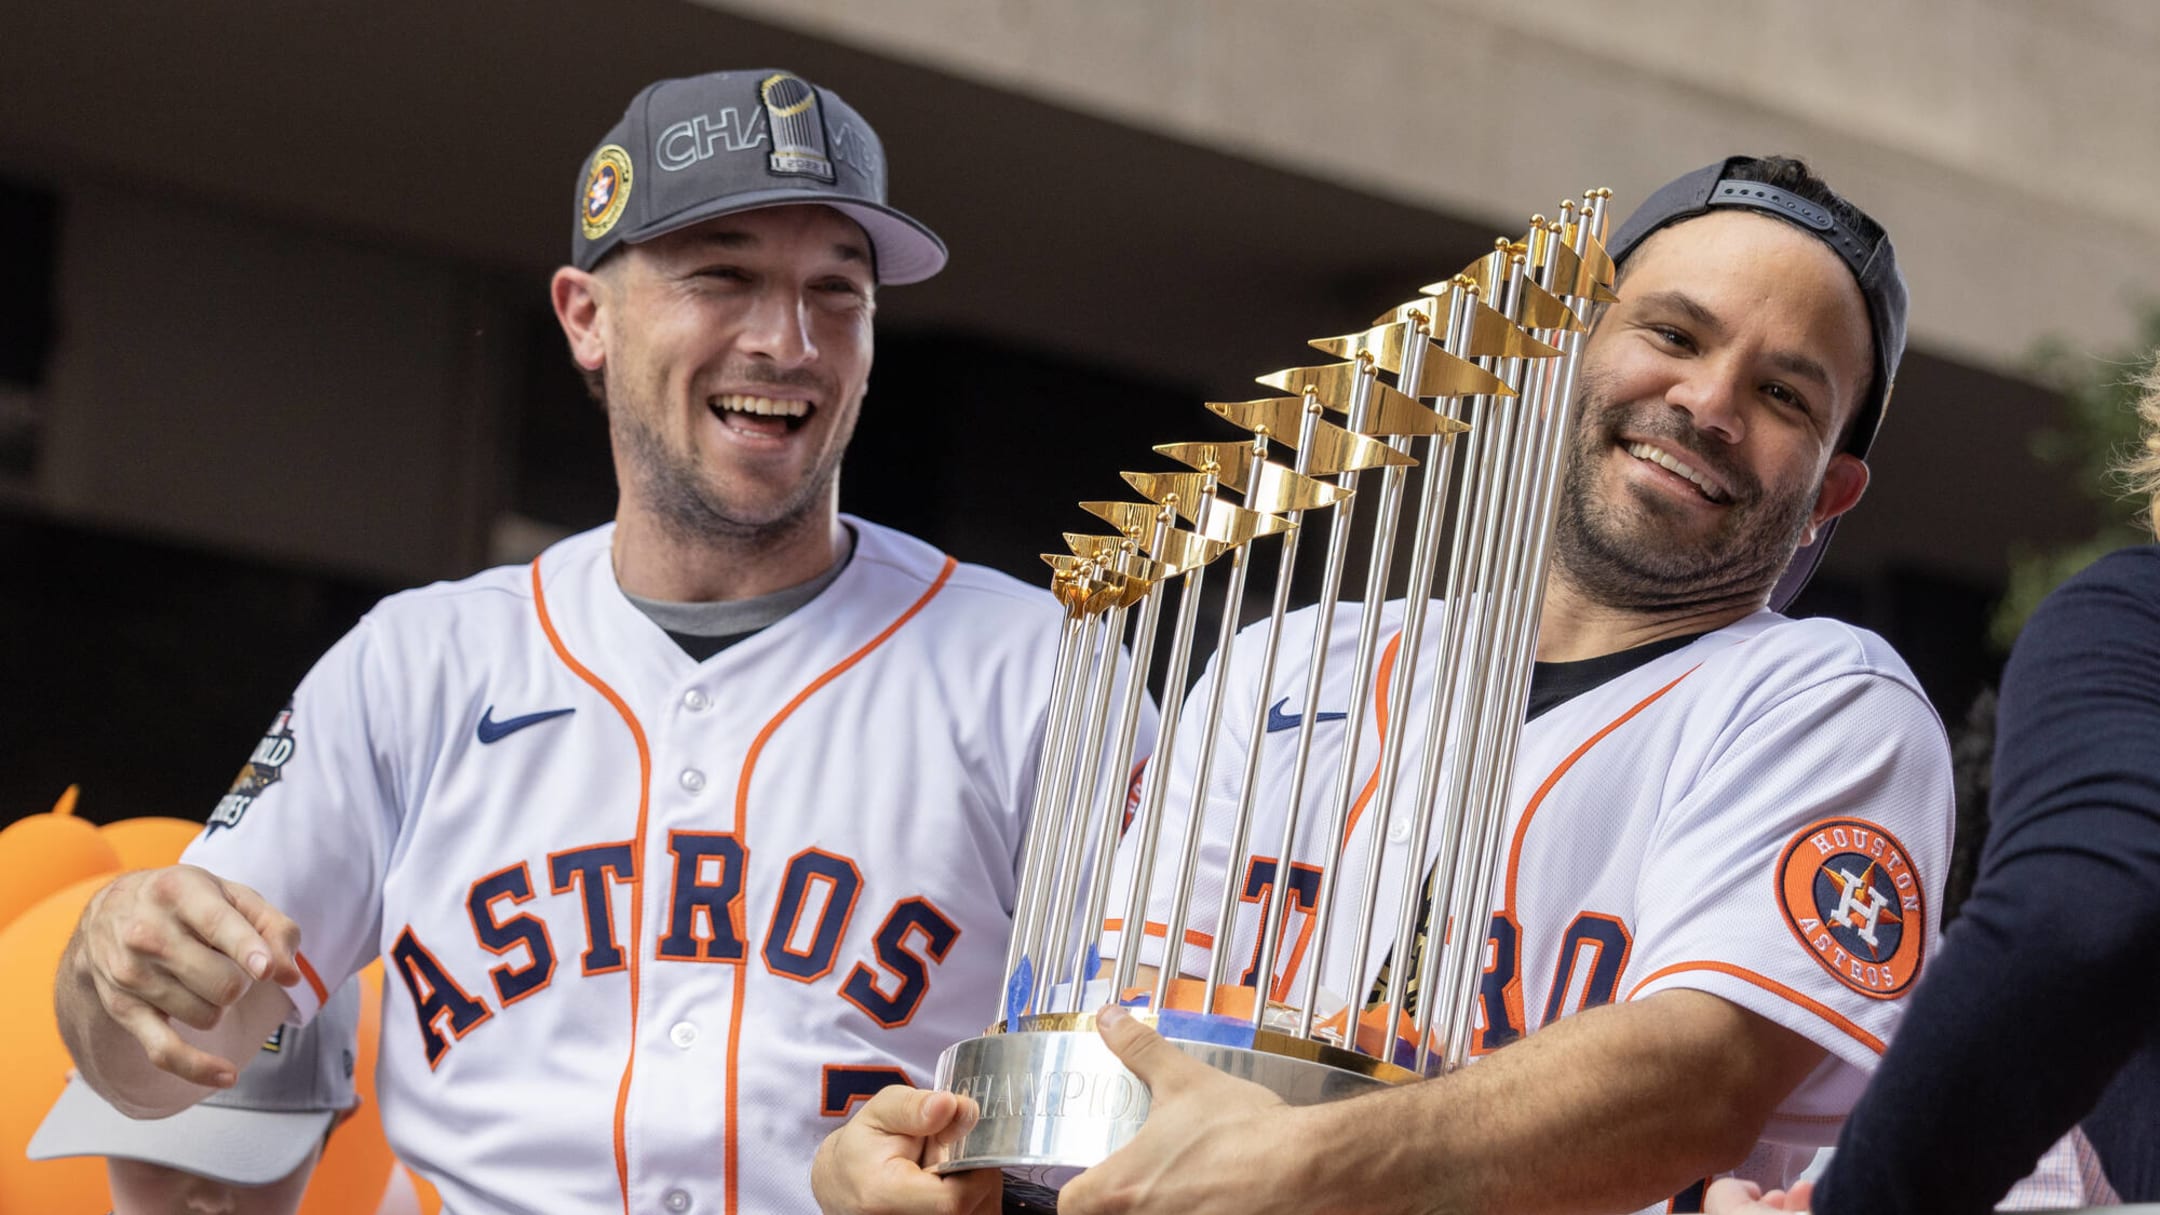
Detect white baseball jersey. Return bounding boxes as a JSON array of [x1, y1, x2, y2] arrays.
[[185, 518, 1137, 1215], [1105, 598, 1952, 1212]]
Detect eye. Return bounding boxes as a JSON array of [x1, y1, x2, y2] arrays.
[[693, 265, 753, 285], [1647, 324, 1696, 353], [1761, 382, 1812, 416]]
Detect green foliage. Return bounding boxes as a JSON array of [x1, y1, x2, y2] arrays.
[[1990, 304, 2160, 649]]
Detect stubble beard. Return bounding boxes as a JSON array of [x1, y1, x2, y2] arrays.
[[607, 368, 853, 549], [1552, 369, 1819, 612]]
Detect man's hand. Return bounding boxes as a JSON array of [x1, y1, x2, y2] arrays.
[[811, 1085, 1000, 1215], [60, 865, 302, 1094], [1059, 1005, 1306, 1215], [1705, 1177, 1813, 1213]]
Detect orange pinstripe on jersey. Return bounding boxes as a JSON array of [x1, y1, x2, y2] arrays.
[[1502, 666, 1701, 920], [1337, 630, 1404, 845], [294, 951, 330, 1007], [726, 554, 957, 1214], [1624, 960, 1887, 1055], [530, 559, 653, 1215]]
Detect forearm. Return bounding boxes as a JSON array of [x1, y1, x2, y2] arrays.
[[1289, 991, 1818, 1215]]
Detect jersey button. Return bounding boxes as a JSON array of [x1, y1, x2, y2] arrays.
[[670, 1021, 698, 1049], [1386, 820, 1410, 845], [663, 1188, 692, 1212], [683, 689, 710, 712], [679, 768, 706, 794]]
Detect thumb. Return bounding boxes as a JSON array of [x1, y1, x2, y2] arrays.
[[859, 1085, 960, 1139], [1096, 1004, 1204, 1088]]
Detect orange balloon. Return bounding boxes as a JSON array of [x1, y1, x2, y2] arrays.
[[0, 816, 119, 930], [0, 876, 123, 1214], [296, 962, 395, 1215], [98, 817, 205, 873]]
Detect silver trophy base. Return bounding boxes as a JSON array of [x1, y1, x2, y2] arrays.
[[928, 1012, 1411, 1211]]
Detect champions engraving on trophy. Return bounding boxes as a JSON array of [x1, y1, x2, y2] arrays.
[[931, 193, 1621, 1208], [951, 1068, 1149, 1124]]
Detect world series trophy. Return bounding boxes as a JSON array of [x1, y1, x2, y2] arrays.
[[930, 192, 1620, 1210]]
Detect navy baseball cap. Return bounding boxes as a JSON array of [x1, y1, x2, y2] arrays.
[[1607, 156, 1907, 611], [572, 69, 948, 284], [29, 981, 361, 1186]]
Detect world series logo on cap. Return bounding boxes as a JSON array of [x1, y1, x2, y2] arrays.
[[581, 144, 633, 241], [760, 73, 834, 182]]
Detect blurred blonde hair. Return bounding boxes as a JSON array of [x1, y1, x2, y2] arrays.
[[2130, 359, 2160, 539]]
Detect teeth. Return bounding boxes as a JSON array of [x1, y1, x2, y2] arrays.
[[1625, 442, 1724, 501], [714, 394, 810, 419]]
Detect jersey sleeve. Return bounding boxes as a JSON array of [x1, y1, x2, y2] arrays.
[[181, 616, 401, 1022], [1623, 662, 1953, 1141]]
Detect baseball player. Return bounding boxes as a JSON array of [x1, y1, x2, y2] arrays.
[[819, 157, 1953, 1215], [54, 68, 1140, 1215]]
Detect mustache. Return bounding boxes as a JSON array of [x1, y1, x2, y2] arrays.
[[1586, 399, 1761, 503]]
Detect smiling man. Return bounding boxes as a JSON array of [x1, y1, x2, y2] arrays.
[[818, 157, 1955, 1215], [1063, 156, 1951, 1215], [53, 69, 1079, 1215]]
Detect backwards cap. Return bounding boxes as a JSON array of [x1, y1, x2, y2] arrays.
[[571, 68, 947, 284], [1606, 156, 1908, 611], [29, 980, 361, 1186]]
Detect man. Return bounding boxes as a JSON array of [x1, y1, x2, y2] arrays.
[[821, 157, 1953, 1215], [30, 981, 361, 1215], [53, 68, 1095, 1215]]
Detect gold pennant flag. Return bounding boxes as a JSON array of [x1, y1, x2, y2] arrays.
[[1204, 399, 1414, 475]]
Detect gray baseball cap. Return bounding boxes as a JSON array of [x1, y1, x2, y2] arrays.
[[572, 68, 948, 284], [1607, 156, 1907, 612], [29, 980, 361, 1186]]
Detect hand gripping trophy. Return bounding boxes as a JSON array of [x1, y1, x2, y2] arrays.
[[932, 193, 1620, 1209]]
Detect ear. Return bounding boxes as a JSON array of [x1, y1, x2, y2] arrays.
[[550, 266, 609, 373], [1802, 453, 1869, 546]]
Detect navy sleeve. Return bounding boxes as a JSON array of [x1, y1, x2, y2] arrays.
[[1814, 546, 2160, 1214]]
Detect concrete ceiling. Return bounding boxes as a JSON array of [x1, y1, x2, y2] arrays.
[[0, 0, 2094, 590]]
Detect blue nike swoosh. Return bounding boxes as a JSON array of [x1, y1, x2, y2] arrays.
[[1265, 697, 1349, 734], [476, 705, 576, 744]]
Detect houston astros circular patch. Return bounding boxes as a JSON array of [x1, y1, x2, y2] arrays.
[[1776, 817, 1925, 999], [580, 144, 633, 241]]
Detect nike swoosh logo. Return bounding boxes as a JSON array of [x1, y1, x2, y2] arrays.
[[1265, 697, 1348, 734], [476, 705, 576, 744]]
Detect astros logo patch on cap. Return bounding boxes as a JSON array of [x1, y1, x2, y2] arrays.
[[581, 144, 633, 241], [1776, 817, 1925, 999]]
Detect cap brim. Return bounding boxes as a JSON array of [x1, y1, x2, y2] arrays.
[[28, 1080, 333, 1187], [618, 189, 948, 285]]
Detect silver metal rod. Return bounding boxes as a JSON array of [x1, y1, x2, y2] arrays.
[[1335, 318, 1465, 1051], [997, 601, 1088, 1003], [1039, 597, 1132, 995], [1009, 607, 1104, 1012], [1152, 532, 1256, 1014], [1204, 410, 1323, 1016], [1112, 554, 1213, 1001], [1248, 369, 1379, 1026], [1066, 549, 1175, 1012], [1296, 425, 1416, 1042]]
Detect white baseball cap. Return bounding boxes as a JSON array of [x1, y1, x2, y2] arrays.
[[29, 980, 361, 1186]]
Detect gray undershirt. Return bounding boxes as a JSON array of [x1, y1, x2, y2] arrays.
[[623, 527, 855, 659]]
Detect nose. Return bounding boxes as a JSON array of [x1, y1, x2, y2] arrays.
[[1664, 359, 1746, 444], [736, 286, 818, 369]]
